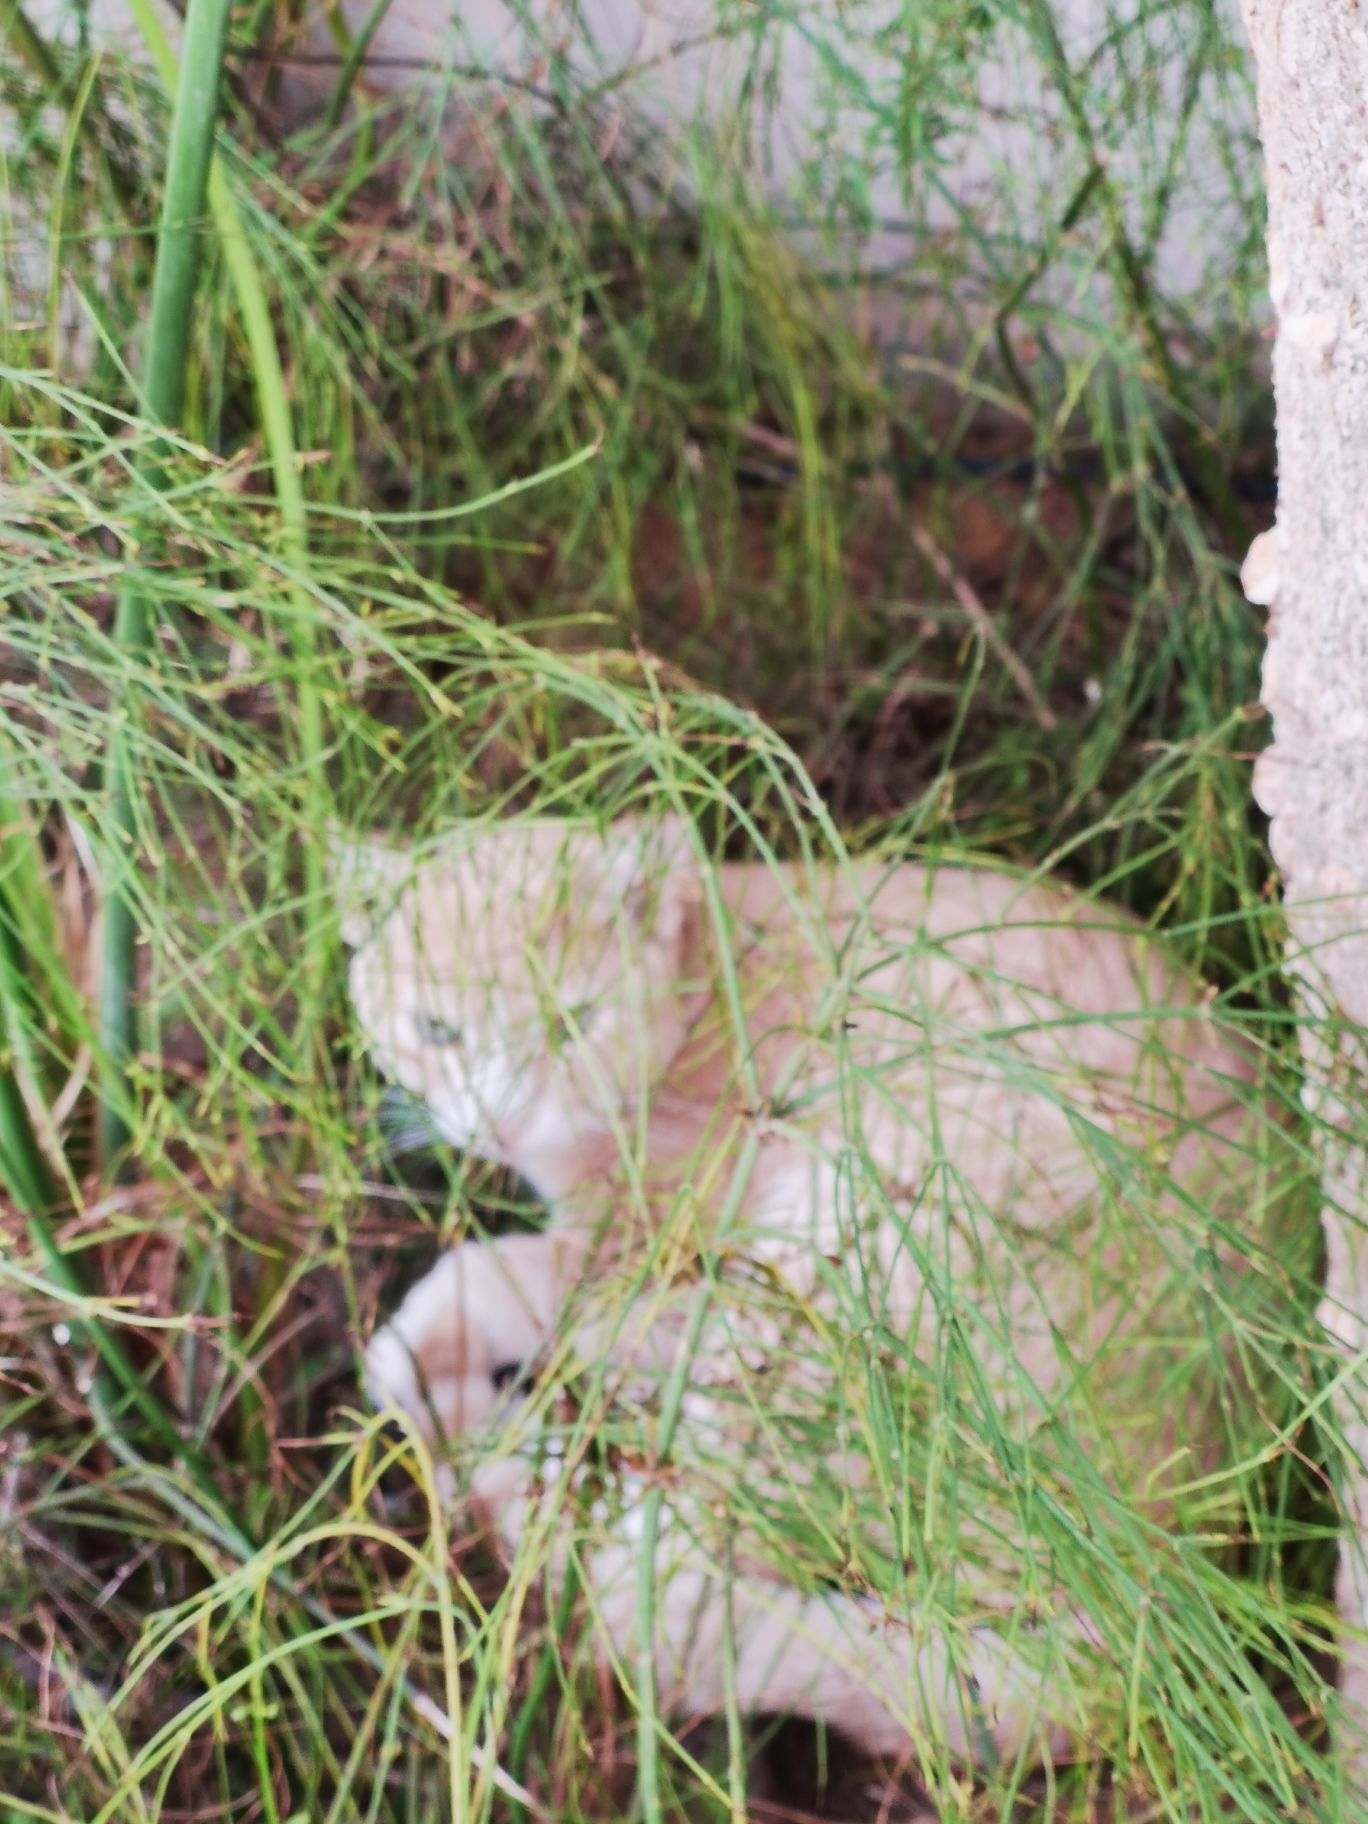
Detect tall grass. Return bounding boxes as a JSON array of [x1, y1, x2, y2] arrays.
[[0, 1, 1347, 1820]]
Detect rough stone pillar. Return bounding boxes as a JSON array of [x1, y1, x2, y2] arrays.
[[1239, 0, 1368, 1776]]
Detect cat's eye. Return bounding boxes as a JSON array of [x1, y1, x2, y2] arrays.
[[490, 1360, 525, 1394], [417, 1015, 462, 1047]]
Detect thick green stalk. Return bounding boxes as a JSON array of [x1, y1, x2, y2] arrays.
[[124, 0, 331, 1491], [130, 0, 332, 1068], [98, 0, 233, 1172]]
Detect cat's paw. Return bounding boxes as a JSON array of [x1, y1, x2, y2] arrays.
[[365, 1234, 561, 1443]]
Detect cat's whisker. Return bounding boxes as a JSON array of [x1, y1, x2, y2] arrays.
[[376, 1089, 444, 1156]]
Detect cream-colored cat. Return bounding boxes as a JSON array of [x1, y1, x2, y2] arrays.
[[339, 818, 1306, 1770]]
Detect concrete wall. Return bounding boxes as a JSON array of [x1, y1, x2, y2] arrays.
[[12, 0, 1261, 352]]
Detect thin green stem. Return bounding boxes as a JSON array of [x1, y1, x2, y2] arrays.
[[0, 1066, 55, 1220], [324, 0, 397, 130], [1026, 0, 1247, 546], [507, 1553, 580, 1821], [0, 0, 58, 85], [0, 881, 188, 1462], [0, 0, 137, 208]]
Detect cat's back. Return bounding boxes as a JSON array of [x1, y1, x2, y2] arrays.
[[564, 840, 1265, 1218], [716, 853, 1233, 1043]]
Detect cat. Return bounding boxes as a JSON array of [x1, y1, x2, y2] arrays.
[[338, 816, 1308, 1770]]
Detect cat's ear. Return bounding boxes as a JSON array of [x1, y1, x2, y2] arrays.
[[600, 812, 700, 948], [327, 827, 408, 947]]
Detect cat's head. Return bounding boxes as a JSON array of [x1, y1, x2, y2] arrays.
[[332, 816, 701, 1191]]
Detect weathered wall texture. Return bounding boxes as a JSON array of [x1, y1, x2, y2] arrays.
[[1240, 0, 1368, 1774], [22, 0, 1254, 310]]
